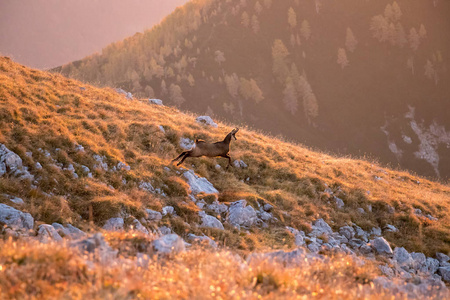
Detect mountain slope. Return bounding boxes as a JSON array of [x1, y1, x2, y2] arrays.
[[2, 56, 450, 298], [2, 56, 450, 255], [55, 0, 450, 179]]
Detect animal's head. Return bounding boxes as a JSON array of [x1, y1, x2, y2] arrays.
[[231, 128, 239, 140]]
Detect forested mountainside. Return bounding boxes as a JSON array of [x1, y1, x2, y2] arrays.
[[55, 0, 450, 179], [0, 0, 189, 69]]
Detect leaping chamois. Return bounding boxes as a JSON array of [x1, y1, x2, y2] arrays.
[[172, 128, 239, 169]]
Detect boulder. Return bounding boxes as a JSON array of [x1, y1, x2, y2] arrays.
[[421, 257, 440, 275], [102, 217, 124, 231], [199, 211, 224, 230], [286, 226, 306, 247], [183, 170, 218, 195], [233, 159, 248, 168], [0, 203, 34, 231], [372, 237, 393, 255], [384, 224, 399, 232], [438, 266, 450, 282], [227, 200, 257, 228], [0, 144, 33, 180], [195, 116, 218, 128], [437, 253, 450, 264], [146, 209, 162, 222], [339, 226, 355, 240], [37, 224, 63, 243], [152, 234, 185, 254], [149, 99, 163, 105], [334, 197, 345, 209], [131, 219, 149, 235], [206, 201, 228, 215], [393, 247, 413, 267], [52, 223, 86, 239], [310, 219, 333, 237], [71, 233, 118, 264], [162, 206, 175, 216], [371, 227, 382, 236]]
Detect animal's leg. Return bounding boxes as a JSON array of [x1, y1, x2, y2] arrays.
[[177, 152, 190, 166], [172, 151, 187, 162], [222, 154, 232, 170]]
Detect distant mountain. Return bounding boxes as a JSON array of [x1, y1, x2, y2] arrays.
[[55, 0, 450, 179], [0, 0, 189, 69]]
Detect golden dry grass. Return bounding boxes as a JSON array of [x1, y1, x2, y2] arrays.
[[1, 56, 450, 258], [2, 235, 445, 300]]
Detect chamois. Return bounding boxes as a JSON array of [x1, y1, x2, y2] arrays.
[[172, 128, 239, 169]]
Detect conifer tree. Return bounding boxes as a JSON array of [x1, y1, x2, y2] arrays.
[[288, 7, 297, 29], [345, 28, 358, 52], [337, 48, 349, 69], [300, 20, 311, 40]]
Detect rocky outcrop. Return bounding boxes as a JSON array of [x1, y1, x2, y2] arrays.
[[0, 144, 34, 180]]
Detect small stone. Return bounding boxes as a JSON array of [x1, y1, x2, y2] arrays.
[[10, 197, 24, 205], [146, 209, 162, 222], [310, 219, 333, 237], [35, 162, 42, 170], [233, 159, 248, 168], [117, 161, 130, 171], [357, 207, 365, 214], [162, 206, 175, 216], [159, 125, 165, 133], [384, 224, 399, 232], [263, 203, 273, 212], [131, 219, 149, 235], [334, 197, 344, 209]]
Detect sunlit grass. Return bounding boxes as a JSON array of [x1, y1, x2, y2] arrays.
[[1, 56, 450, 257]]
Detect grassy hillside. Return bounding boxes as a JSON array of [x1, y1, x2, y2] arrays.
[[54, 0, 450, 179], [2, 56, 450, 257]]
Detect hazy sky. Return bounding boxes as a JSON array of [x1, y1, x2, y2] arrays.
[[0, 0, 190, 69]]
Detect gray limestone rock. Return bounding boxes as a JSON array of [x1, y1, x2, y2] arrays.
[[372, 237, 393, 255], [37, 224, 63, 243], [102, 217, 124, 231], [146, 209, 162, 222], [195, 116, 218, 128], [183, 170, 218, 195], [186, 233, 217, 248], [0, 203, 34, 231], [310, 219, 333, 237], [226, 200, 257, 228], [152, 234, 185, 254], [199, 211, 224, 230]]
